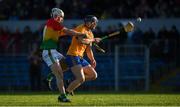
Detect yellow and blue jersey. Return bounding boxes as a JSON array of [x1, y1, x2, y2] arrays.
[[67, 24, 94, 57]]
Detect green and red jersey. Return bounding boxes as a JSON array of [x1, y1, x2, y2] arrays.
[[40, 18, 64, 49]]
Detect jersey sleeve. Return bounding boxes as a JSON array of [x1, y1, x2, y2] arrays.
[[74, 25, 84, 34]]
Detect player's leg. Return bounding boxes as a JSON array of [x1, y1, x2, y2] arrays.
[[46, 73, 54, 81], [42, 50, 70, 102], [44, 57, 69, 91], [83, 65, 97, 81], [81, 58, 97, 81], [50, 63, 65, 93], [43, 72, 54, 90], [65, 56, 85, 94], [50, 63, 70, 102], [66, 65, 85, 93]]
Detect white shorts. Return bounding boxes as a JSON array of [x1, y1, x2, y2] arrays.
[[42, 49, 64, 67]]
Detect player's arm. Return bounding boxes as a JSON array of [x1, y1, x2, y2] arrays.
[[60, 26, 94, 44], [77, 36, 102, 45], [86, 45, 96, 68], [62, 27, 85, 36]]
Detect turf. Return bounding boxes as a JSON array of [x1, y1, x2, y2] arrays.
[[0, 92, 180, 106]]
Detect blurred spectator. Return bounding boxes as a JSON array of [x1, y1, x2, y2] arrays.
[[22, 26, 33, 52], [0, 0, 179, 20], [131, 27, 143, 44], [168, 26, 180, 63], [142, 27, 156, 46], [7, 28, 22, 53], [0, 27, 10, 53], [28, 43, 42, 91]]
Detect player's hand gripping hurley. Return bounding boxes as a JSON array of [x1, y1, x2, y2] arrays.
[[77, 21, 134, 53]]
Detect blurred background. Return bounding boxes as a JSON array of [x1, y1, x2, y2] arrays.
[[0, 0, 180, 92]]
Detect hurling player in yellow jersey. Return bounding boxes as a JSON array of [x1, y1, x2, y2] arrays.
[[40, 8, 86, 102], [65, 15, 101, 95]]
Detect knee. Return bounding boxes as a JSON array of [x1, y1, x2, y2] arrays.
[[76, 77, 85, 83], [52, 69, 63, 79], [91, 72, 98, 80], [51, 63, 63, 75]]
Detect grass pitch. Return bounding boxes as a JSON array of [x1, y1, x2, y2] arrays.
[[0, 92, 180, 106]]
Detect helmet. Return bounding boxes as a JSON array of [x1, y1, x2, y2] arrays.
[[84, 15, 98, 23], [51, 8, 64, 18]]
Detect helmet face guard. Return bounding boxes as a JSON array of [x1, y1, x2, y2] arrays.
[[51, 8, 64, 18], [84, 15, 98, 23], [84, 15, 98, 30]]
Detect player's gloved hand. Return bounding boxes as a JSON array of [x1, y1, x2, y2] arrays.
[[93, 38, 101, 43], [77, 34, 101, 45]]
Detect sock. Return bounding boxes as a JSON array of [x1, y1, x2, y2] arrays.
[[60, 93, 67, 98], [47, 73, 53, 81]]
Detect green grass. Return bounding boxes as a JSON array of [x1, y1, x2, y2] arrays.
[[0, 92, 180, 106]]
